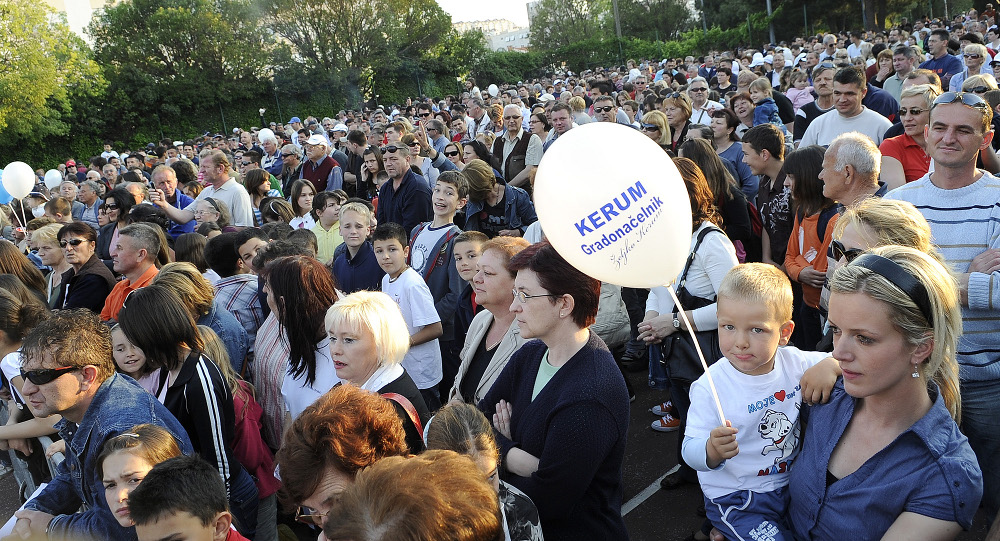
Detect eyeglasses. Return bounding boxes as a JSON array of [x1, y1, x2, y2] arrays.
[[933, 91, 989, 110], [444, 151, 460, 157], [419, 112, 432, 117], [503, 115, 522, 120], [964, 53, 983, 59], [59, 238, 88, 248], [593, 106, 614, 113], [20, 366, 79, 385], [294, 506, 327, 526], [511, 289, 559, 303], [383, 145, 403, 153], [898, 107, 926, 116], [105, 203, 119, 210], [831, 240, 864, 263], [689, 87, 708, 92], [968, 85, 991, 94]]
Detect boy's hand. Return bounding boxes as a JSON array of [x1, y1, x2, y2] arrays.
[[800, 357, 841, 405], [706, 421, 739, 469]]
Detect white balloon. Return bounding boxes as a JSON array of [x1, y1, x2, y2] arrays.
[[488, 84, 499, 97], [44, 169, 63, 190], [534, 122, 691, 288], [2, 161, 36, 199]]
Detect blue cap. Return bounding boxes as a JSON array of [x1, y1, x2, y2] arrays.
[[288, 116, 301, 124]]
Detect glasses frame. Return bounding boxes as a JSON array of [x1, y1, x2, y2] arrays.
[[512, 289, 559, 303], [20, 366, 79, 385], [831, 239, 864, 263]]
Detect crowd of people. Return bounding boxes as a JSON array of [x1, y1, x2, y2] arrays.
[[0, 12, 999, 541]]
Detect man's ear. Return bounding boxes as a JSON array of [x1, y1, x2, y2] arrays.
[[212, 511, 232, 541]]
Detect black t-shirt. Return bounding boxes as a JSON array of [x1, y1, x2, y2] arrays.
[[479, 199, 508, 238], [460, 332, 496, 403]]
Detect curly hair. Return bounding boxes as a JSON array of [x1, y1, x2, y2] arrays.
[[275, 384, 408, 509], [23, 309, 115, 382]]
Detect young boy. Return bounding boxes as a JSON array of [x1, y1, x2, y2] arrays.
[[332, 201, 385, 293], [372, 222, 444, 411], [749, 78, 782, 127], [682, 263, 838, 541], [128, 455, 249, 541], [452, 230, 489, 353], [311, 189, 347, 264], [408, 171, 468, 399]]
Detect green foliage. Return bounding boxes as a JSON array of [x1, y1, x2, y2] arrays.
[[529, 0, 613, 50]]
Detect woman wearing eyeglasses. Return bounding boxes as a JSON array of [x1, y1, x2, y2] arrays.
[[880, 84, 940, 188], [479, 241, 630, 541], [640, 110, 673, 152], [55, 222, 116, 313], [194, 197, 234, 233]]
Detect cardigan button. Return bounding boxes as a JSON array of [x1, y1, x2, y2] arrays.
[[954, 481, 960, 487]]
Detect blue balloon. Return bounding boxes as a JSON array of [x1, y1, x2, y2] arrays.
[[0, 174, 10, 205]]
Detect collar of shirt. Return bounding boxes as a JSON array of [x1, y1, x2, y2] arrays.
[[504, 128, 525, 143]]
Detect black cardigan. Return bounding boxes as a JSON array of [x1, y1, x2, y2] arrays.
[[55, 254, 116, 313], [378, 370, 430, 454]]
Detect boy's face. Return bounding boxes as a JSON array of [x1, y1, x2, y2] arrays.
[[432, 181, 466, 217], [135, 510, 230, 541], [373, 238, 408, 277], [238, 237, 268, 274], [339, 209, 370, 248], [716, 296, 793, 376], [319, 198, 342, 224], [453, 240, 483, 282]]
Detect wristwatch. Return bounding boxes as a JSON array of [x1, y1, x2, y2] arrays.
[[672, 312, 681, 329]]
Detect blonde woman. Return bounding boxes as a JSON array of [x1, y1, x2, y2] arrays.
[[640, 110, 672, 152]]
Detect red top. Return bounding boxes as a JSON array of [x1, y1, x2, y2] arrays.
[[226, 527, 251, 541], [232, 380, 281, 498], [879, 133, 930, 183]]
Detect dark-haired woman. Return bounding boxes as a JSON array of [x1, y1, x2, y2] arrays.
[[96, 187, 137, 267], [679, 139, 752, 261], [710, 108, 759, 199], [260, 255, 340, 420], [54, 223, 116, 312], [783, 145, 838, 350], [480, 241, 630, 541], [118, 285, 258, 539]]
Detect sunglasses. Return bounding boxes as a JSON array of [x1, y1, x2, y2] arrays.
[[59, 238, 88, 248], [406, 141, 421, 147], [383, 145, 403, 153], [444, 151, 460, 157], [593, 106, 614, 113], [689, 87, 708, 92], [20, 366, 79, 385], [964, 53, 983, 59], [105, 203, 119, 210], [281, 153, 296, 158], [933, 91, 989, 110], [419, 112, 432, 117], [831, 240, 864, 263], [968, 85, 991, 94], [665, 92, 684, 99], [816, 62, 837, 69], [898, 107, 926, 117], [503, 115, 522, 120], [642, 126, 660, 132]]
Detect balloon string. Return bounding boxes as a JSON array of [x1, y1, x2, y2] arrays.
[[665, 287, 727, 426]]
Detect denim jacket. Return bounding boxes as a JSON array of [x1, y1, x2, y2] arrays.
[[463, 183, 537, 234], [25, 373, 192, 540], [199, 301, 250, 375]]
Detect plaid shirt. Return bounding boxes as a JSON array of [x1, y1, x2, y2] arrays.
[[214, 274, 263, 352], [253, 313, 290, 449]]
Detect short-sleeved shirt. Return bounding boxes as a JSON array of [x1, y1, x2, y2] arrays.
[[184, 178, 255, 227], [879, 133, 931, 183], [789, 381, 982, 537], [381, 267, 442, 389]]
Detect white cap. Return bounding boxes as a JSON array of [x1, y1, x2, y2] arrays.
[[992, 52, 1000, 64], [539, 93, 556, 103], [749, 52, 766, 67], [332, 123, 349, 132], [305, 134, 327, 146], [794, 52, 808, 65]]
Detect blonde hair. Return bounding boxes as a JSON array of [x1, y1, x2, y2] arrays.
[[899, 84, 942, 108], [962, 73, 999, 91], [663, 91, 693, 120], [717, 263, 794, 323], [150, 262, 215, 317], [641, 110, 672, 146], [568, 96, 587, 113], [32, 223, 64, 248], [339, 201, 373, 225], [832, 198, 938, 261], [830, 245, 962, 421], [324, 291, 411, 367], [748, 77, 773, 96], [197, 325, 253, 408]]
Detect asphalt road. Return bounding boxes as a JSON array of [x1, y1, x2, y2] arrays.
[[0, 368, 992, 540]]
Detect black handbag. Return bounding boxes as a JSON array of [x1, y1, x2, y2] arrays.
[[661, 226, 724, 384]]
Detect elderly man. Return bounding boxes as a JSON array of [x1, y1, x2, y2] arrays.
[[467, 98, 494, 139], [375, 144, 431, 233], [100, 223, 161, 321], [9, 310, 191, 540], [490, 104, 543, 189], [259, 130, 283, 177], [688, 76, 723, 124], [818, 132, 887, 207], [886, 92, 1000, 527], [150, 165, 195, 239], [77, 180, 102, 230], [299, 134, 343, 192], [799, 67, 892, 147], [59, 179, 86, 221], [152, 149, 254, 227]]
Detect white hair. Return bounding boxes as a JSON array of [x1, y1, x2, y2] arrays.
[[258, 131, 277, 145], [502, 103, 522, 115], [829, 132, 881, 176]]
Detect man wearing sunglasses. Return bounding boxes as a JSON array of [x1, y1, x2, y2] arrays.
[[886, 91, 1000, 527], [491, 104, 543, 190], [10, 311, 192, 541]]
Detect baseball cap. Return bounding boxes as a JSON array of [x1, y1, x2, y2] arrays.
[[288, 116, 301, 124], [332, 123, 349, 132], [65, 160, 77, 167], [305, 134, 327, 146]]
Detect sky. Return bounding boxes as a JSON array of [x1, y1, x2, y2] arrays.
[[436, 0, 531, 27]]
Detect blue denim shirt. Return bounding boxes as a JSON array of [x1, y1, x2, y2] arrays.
[[25, 373, 193, 540], [789, 380, 982, 538], [463, 183, 537, 235], [198, 301, 249, 375]]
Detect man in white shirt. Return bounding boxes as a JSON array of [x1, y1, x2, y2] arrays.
[[799, 66, 892, 147], [687, 77, 723, 124], [150, 149, 254, 227]]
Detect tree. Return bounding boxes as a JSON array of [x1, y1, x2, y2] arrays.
[[618, 0, 694, 42], [529, 0, 612, 50], [89, 0, 272, 142], [0, 0, 105, 149]]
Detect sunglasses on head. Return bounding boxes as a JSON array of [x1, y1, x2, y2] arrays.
[[59, 238, 87, 248], [21, 366, 79, 385], [968, 85, 991, 94], [831, 240, 864, 263], [383, 145, 404, 153], [933, 91, 989, 109]]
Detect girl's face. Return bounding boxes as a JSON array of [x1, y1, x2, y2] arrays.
[[102, 450, 156, 527], [749, 88, 765, 103], [783, 172, 796, 192], [364, 154, 380, 174], [112, 328, 147, 377], [297, 186, 315, 215], [256, 181, 270, 196], [793, 77, 808, 89], [463, 145, 477, 162]]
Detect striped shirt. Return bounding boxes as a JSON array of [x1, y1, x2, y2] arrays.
[[886, 172, 1000, 382], [215, 274, 263, 352], [253, 313, 291, 448]]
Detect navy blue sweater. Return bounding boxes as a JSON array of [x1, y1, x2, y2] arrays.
[[331, 241, 385, 293], [479, 332, 630, 541]]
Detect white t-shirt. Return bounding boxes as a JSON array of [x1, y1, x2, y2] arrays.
[[281, 336, 340, 420], [410, 224, 453, 276], [289, 214, 316, 230], [381, 267, 442, 389], [184, 178, 255, 227], [1, 350, 23, 402], [798, 107, 892, 147], [682, 346, 827, 499]]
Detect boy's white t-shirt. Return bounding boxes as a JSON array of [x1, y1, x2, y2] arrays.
[[381, 267, 442, 389], [683, 346, 827, 499], [410, 224, 453, 276]]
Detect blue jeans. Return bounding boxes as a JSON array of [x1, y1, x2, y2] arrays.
[[229, 468, 259, 539], [706, 487, 791, 541], [960, 379, 1000, 521]]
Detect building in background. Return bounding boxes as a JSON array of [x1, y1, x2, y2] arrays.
[[43, 0, 114, 42], [453, 18, 531, 52]]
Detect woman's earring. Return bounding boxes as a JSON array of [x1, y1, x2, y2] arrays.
[[911, 364, 920, 378]]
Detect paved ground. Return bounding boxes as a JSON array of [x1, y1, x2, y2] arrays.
[[0, 368, 992, 540]]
